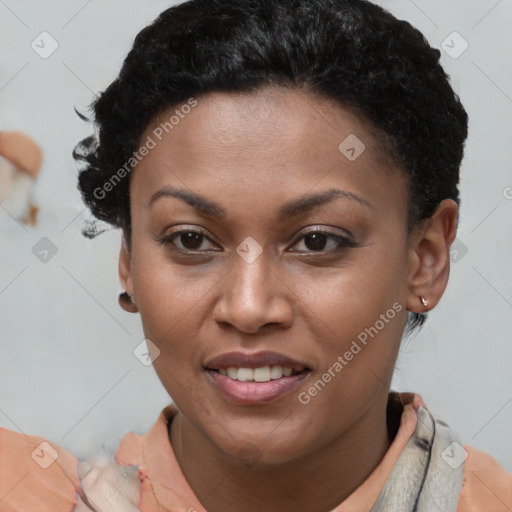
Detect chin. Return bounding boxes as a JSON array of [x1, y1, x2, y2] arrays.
[[211, 423, 308, 468]]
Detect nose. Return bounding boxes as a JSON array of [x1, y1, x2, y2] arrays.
[[213, 249, 293, 335]]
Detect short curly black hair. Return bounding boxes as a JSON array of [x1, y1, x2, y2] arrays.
[[73, 0, 469, 332]]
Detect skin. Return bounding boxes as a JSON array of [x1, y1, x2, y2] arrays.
[[118, 85, 458, 512]]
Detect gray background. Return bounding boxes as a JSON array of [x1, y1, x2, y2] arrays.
[[1, 0, 511, 472]]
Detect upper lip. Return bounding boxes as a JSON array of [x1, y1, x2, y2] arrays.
[[204, 351, 311, 371]]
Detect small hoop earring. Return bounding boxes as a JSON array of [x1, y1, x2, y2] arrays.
[[130, 294, 136, 304], [420, 296, 428, 307]]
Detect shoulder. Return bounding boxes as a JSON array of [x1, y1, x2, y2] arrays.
[[457, 444, 512, 512], [392, 393, 511, 511], [0, 426, 81, 512], [0, 426, 142, 512]]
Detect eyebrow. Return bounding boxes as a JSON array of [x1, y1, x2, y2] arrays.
[[147, 186, 376, 219]]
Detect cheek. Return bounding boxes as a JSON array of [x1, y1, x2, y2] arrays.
[[130, 243, 219, 357], [302, 236, 407, 315], [291, 268, 405, 437], [291, 236, 408, 375], [295, 268, 405, 363]]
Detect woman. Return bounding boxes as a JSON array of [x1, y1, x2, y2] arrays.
[[1, 0, 510, 510]]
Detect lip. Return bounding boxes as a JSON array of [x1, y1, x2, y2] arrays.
[[204, 350, 311, 372], [206, 368, 311, 405]]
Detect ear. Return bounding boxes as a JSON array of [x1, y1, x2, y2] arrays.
[[118, 238, 138, 313], [406, 199, 458, 313]]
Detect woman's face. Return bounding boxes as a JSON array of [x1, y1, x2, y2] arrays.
[[124, 86, 413, 464]]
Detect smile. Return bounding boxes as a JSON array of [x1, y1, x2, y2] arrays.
[[211, 365, 301, 382], [205, 367, 311, 405], [203, 350, 312, 404]]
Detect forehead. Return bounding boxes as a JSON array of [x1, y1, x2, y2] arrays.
[[146, 86, 394, 164], [130, 86, 408, 225]]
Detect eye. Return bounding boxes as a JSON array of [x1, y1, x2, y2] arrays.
[[158, 226, 357, 254], [158, 228, 218, 252], [289, 228, 356, 253]]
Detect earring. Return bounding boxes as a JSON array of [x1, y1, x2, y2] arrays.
[[118, 291, 137, 312], [420, 296, 428, 307]]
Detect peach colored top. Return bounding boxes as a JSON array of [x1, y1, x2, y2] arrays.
[[1, 392, 510, 511]]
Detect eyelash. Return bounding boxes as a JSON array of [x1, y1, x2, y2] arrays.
[[157, 226, 357, 255]]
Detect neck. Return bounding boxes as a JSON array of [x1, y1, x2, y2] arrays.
[[170, 391, 393, 512]]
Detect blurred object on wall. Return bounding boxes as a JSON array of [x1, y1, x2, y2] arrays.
[[0, 131, 43, 226]]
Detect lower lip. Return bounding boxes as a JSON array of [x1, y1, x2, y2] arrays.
[[205, 369, 311, 405]]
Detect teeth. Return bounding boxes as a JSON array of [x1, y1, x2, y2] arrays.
[[237, 368, 253, 382], [270, 366, 283, 379], [217, 365, 300, 382], [254, 366, 270, 382]]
